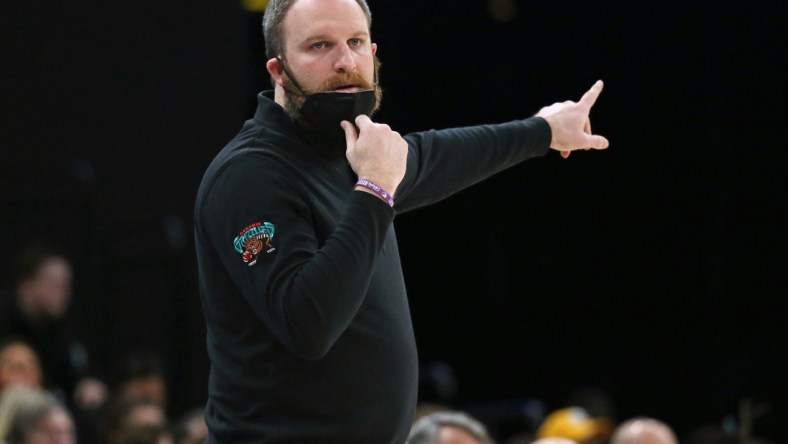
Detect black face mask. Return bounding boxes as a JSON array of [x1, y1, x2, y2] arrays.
[[279, 58, 378, 142], [299, 89, 377, 140]]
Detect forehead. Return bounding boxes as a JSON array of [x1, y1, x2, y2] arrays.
[[0, 343, 37, 363], [438, 426, 483, 444], [38, 257, 72, 276], [283, 0, 369, 45]]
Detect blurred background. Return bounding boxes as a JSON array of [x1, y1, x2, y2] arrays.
[[2, 0, 786, 442]]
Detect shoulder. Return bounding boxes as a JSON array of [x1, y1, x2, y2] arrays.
[[195, 145, 309, 235], [201, 148, 299, 202], [197, 133, 300, 203]]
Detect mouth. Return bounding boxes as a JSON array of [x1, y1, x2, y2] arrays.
[[333, 84, 361, 93]]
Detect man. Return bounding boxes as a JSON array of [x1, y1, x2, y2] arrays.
[[3, 390, 77, 444], [407, 411, 496, 444], [193, 0, 609, 442], [610, 418, 677, 444]]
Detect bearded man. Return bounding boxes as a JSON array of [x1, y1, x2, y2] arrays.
[[193, 0, 609, 442]]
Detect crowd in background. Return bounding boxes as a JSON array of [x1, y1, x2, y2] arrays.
[[410, 369, 775, 444], [0, 245, 206, 444], [0, 244, 775, 444]]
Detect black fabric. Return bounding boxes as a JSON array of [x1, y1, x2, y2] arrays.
[[193, 91, 550, 443]]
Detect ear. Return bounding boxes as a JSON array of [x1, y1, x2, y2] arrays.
[[266, 57, 285, 87], [371, 42, 377, 55]]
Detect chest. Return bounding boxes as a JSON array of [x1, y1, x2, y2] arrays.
[[299, 158, 357, 245]]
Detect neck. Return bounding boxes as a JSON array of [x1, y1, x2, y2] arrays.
[[274, 85, 286, 108]]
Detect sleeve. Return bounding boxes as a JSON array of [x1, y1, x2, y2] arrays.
[[394, 116, 552, 213], [200, 153, 395, 359]]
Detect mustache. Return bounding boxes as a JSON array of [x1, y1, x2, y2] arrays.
[[281, 55, 382, 96], [307, 71, 375, 94]]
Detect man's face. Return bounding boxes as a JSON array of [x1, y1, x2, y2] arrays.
[[26, 407, 76, 444], [0, 342, 43, 391], [22, 257, 72, 319], [275, 0, 379, 112]]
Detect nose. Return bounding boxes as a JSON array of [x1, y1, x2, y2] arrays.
[[333, 43, 357, 72]]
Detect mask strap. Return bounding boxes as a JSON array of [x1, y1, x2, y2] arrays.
[[276, 56, 309, 96]]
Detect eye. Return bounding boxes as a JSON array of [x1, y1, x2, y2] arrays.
[[310, 41, 327, 50], [348, 38, 362, 47]]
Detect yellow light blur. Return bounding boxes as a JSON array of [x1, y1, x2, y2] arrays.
[[241, 0, 269, 13]]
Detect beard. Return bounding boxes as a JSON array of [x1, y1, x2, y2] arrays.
[[282, 55, 383, 124]]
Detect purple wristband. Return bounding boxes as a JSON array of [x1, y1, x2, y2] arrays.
[[355, 179, 394, 207]]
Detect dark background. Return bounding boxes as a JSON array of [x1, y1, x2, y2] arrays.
[[2, 0, 786, 441]]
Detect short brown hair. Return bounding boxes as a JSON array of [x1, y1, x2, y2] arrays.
[[262, 0, 372, 59]]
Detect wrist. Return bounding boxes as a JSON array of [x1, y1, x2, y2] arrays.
[[355, 179, 394, 207]]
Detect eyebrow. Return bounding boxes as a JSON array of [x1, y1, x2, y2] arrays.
[[303, 31, 369, 42]]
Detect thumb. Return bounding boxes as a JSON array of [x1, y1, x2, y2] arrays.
[[584, 134, 610, 149], [341, 120, 358, 148]]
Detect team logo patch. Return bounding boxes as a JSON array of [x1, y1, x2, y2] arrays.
[[233, 221, 276, 266]]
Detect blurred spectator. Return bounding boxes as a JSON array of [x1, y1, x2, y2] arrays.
[[170, 408, 208, 444], [0, 244, 107, 412], [1, 386, 48, 441], [0, 338, 43, 392], [109, 351, 168, 411], [536, 407, 613, 444], [102, 397, 172, 444], [0, 385, 76, 444], [408, 410, 496, 444], [6, 397, 76, 444], [98, 351, 173, 444], [610, 417, 676, 444]]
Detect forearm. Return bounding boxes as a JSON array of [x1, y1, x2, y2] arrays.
[[395, 116, 551, 212], [252, 191, 394, 359]]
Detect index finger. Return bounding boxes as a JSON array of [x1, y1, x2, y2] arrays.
[[341, 120, 359, 147], [578, 80, 604, 109], [354, 114, 373, 130]]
